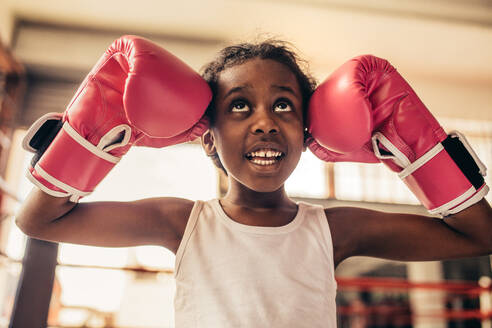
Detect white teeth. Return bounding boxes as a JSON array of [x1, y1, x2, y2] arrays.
[[250, 158, 276, 165], [246, 148, 283, 158]]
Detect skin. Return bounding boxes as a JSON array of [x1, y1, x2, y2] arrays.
[[16, 58, 492, 268], [202, 59, 305, 227]]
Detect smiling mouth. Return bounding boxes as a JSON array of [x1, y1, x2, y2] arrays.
[[245, 148, 285, 166]]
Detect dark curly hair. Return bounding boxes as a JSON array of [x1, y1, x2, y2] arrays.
[[200, 39, 317, 174]]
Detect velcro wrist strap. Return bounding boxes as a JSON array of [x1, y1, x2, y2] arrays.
[[35, 122, 120, 197], [397, 131, 487, 216], [442, 131, 486, 189], [23, 113, 63, 153], [22, 113, 64, 168]]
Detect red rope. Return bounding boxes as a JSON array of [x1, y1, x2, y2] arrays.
[[337, 277, 491, 295]]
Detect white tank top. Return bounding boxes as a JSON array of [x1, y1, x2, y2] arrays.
[[174, 199, 337, 327]]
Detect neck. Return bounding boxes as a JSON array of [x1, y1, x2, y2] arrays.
[[223, 180, 294, 210]]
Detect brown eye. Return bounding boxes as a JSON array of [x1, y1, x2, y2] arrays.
[[231, 101, 250, 112], [274, 100, 292, 112]]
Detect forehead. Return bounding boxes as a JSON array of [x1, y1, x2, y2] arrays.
[[217, 58, 300, 94]]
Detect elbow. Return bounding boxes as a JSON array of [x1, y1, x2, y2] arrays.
[[15, 215, 36, 237], [14, 188, 72, 238], [14, 212, 45, 238]]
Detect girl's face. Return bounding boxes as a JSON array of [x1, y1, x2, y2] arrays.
[[203, 58, 306, 193]]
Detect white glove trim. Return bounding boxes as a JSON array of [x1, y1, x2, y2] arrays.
[[447, 185, 489, 216], [371, 132, 411, 168], [63, 122, 121, 164], [25, 170, 71, 198], [97, 124, 132, 152], [398, 143, 444, 179], [429, 184, 489, 217], [69, 194, 81, 203], [34, 164, 91, 198]]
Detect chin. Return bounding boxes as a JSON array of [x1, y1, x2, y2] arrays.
[[238, 175, 288, 194], [225, 159, 298, 194]]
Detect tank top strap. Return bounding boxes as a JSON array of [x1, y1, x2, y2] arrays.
[[174, 200, 204, 277]]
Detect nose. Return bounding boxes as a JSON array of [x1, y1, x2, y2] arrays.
[[250, 107, 280, 135]]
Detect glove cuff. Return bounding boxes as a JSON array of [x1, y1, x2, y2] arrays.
[[34, 122, 121, 201], [26, 165, 71, 197], [373, 131, 488, 216]]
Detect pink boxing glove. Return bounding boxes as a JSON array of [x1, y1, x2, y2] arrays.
[[306, 55, 380, 164], [22, 35, 211, 202], [307, 55, 488, 217]]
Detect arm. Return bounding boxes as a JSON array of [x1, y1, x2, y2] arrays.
[[15, 36, 210, 253], [308, 54, 490, 265], [16, 187, 193, 253], [327, 199, 492, 266]]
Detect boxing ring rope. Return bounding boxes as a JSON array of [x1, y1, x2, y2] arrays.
[[337, 276, 490, 296], [336, 276, 492, 323]]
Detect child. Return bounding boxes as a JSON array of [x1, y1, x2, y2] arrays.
[[16, 35, 492, 327]]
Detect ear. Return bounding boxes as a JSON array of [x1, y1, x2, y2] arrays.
[[201, 129, 217, 156]]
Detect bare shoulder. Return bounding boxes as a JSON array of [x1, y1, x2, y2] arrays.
[[152, 197, 195, 244], [323, 207, 360, 267], [95, 196, 196, 253], [323, 206, 406, 265]]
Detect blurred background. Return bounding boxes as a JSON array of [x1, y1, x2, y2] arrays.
[[0, 0, 491, 327]]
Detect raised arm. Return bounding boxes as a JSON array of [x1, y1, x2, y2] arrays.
[[307, 54, 490, 264], [16, 188, 193, 252], [23, 35, 210, 202], [16, 35, 211, 252], [326, 200, 492, 266]]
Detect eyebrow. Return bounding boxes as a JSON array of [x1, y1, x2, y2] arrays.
[[223, 84, 299, 100], [223, 85, 250, 99], [272, 85, 299, 96]]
